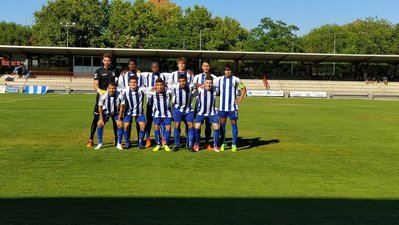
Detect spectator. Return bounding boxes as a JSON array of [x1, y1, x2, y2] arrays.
[[383, 76, 388, 86], [363, 73, 369, 84], [262, 70, 271, 90], [11, 66, 19, 76], [21, 63, 31, 79]]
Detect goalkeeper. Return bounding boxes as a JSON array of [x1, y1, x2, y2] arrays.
[[86, 53, 120, 148]]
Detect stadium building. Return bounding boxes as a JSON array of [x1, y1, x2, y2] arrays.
[[1, 45, 399, 79]]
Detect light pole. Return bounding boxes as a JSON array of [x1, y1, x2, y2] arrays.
[[198, 29, 203, 70], [332, 32, 342, 76], [291, 41, 294, 75], [60, 22, 77, 47], [199, 30, 202, 50], [79, 35, 88, 47], [333, 33, 336, 76], [125, 35, 135, 48]]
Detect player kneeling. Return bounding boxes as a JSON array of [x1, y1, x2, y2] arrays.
[[120, 76, 147, 149], [95, 82, 124, 150], [147, 78, 173, 152], [193, 76, 220, 152]]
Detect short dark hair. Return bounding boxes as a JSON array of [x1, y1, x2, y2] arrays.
[[102, 53, 112, 60], [178, 74, 187, 80], [205, 75, 213, 81], [128, 58, 137, 65], [130, 75, 138, 82], [155, 78, 164, 84], [225, 64, 232, 70], [176, 57, 187, 64], [202, 60, 211, 65], [108, 82, 117, 87]]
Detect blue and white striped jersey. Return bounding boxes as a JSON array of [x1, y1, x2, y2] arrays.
[[142, 72, 169, 105], [193, 73, 218, 86], [218, 75, 244, 112], [195, 87, 219, 116], [98, 91, 123, 116], [121, 87, 147, 116], [118, 71, 145, 90], [142, 72, 162, 88], [170, 84, 195, 113], [147, 89, 173, 118], [168, 71, 193, 85]]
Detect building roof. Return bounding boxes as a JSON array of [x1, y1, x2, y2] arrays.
[[1, 45, 399, 64]]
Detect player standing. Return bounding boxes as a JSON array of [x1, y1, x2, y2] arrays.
[[118, 59, 144, 89], [86, 53, 119, 148], [217, 64, 247, 152], [167, 57, 193, 86]]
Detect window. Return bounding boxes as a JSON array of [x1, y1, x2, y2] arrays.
[[74, 57, 83, 66], [83, 57, 91, 66], [93, 57, 102, 67]]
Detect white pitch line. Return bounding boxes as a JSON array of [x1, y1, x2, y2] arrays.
[[0, 109, 90, 112], [0, 95, 49, 103]]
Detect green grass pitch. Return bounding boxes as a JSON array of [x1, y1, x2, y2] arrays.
[[0, 94, 398, 225]]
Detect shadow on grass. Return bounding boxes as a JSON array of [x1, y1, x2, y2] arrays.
[[237, 137, 280, 150], [1, 197, 397, 225], [220, 137, 280, 150], [99, 137, 280, 150]]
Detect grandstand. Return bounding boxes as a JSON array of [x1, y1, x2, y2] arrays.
[[2, 75, 399, 100], [245, 80, 399, 100], [1, 45, 399, 99]]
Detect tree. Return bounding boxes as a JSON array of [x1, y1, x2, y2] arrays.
[[392, 24, 399, 54], [244, 17, 299, 52], [344, 17, 395, 54], [32, 0, 108, 47], [205, 16, 248, 51], [129, 0, 161, 49], [26, 0, 399, 55], [143, 4, 183, 49], [176, 5, 213, 50], [301, 17, 397, 55], [0, 22, 32, 46], [301, 24, 347, 53], [101, 0, 134, 48]]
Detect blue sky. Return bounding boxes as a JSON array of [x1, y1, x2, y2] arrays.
[[1, 0, 398, 35]]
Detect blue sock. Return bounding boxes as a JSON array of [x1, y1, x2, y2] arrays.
[[165, 130, 171, 145], [232, 124, 238, 145], [161, 123, 166, 138], [154, 129, 161, 145], [117, 128, 123, 144], [188, 128, 194, 148], [174, 128, 180, 147], [97, 127, 103, 144], [220, 123, 226, 143], [123, 129, 130, 145], [145, 132, 150, 139], [139, 130, 145, 146], [213, 129, 220, 147], [195, 128, 201, 146], [185, 125, 188, 142]]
